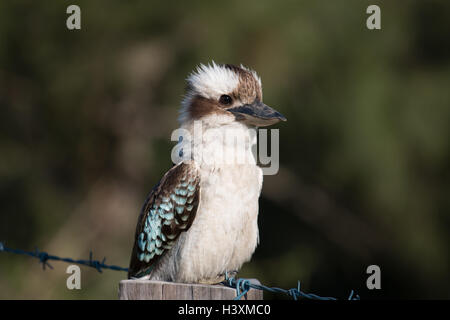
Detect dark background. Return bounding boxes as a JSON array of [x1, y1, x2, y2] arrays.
[[1, 0, 449, 299]]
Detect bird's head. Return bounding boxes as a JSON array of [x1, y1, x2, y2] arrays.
[[179, 62, 286, 127]]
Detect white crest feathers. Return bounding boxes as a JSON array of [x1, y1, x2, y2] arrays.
[[186, 61, 240, 100]]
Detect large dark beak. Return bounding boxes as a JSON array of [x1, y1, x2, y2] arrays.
[[228, 100, 287, 127]]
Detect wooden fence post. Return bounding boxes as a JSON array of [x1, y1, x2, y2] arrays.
[[118, 279, 263, 300]]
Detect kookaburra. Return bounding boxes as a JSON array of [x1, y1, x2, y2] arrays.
[[128, 62, 286, 284]]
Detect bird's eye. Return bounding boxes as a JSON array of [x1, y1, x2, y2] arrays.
[[219, 95, 233, 106]]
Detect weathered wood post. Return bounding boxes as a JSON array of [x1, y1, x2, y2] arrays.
[[118, 280, 263, 300]]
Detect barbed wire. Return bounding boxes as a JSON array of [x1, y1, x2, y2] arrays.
[[0, 242, 128, 273], [222, 272, 359, 300], [0, 241, 359, 300]]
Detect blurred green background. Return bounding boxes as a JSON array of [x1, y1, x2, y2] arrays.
[[1, 0, 449, 299]]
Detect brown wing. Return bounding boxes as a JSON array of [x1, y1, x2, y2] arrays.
[[128, 161, 200, 279]]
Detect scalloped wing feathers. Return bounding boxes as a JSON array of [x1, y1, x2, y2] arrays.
[[128, 161, 200, 279]]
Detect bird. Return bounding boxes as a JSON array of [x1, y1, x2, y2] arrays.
[[127, 62, 286, 284]]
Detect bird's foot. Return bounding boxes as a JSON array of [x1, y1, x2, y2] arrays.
[[224, 270, 238, 280], [198, 274, 226, 285], [197, 270, 239, 285]]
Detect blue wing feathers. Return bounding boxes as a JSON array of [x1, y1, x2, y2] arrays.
[[128, 162, 200, 279]]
